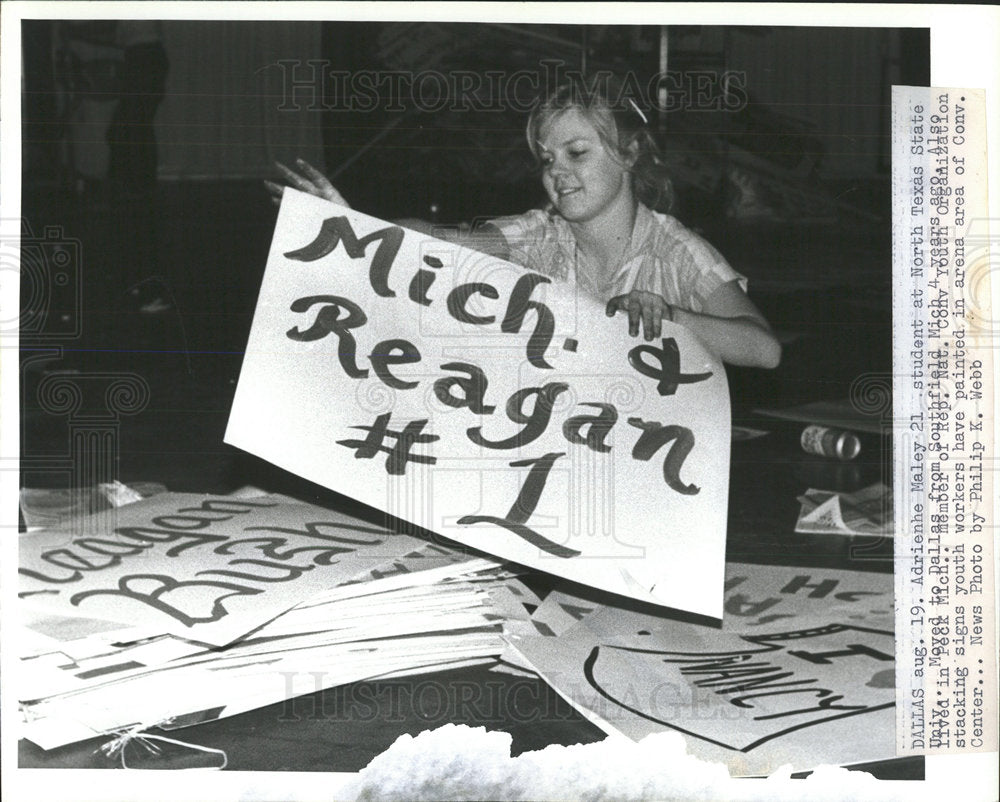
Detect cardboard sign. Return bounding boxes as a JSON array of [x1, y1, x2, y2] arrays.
[[719, 562, 893, 631], [18, 493, 428, 645], [226, 190, 731, 618], [509, 564, 895, 775]]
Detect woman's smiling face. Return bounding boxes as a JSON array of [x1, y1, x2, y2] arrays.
[[537, 108, 634, 224]]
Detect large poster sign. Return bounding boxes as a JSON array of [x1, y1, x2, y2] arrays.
[[226, 190, 731, 618], [509, 564, 896, 776], [18, 494, 426, 646]]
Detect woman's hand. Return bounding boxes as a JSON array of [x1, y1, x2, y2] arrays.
[[606, 290, 673, 341], [264, 158, 350, 207]]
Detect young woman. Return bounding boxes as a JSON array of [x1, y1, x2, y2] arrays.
[[267, 79, 781, 369]]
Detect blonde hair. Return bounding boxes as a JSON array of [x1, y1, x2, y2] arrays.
[[526, 77, 675, 213]]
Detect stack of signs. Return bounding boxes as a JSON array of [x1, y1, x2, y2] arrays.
[[225, 189, 732, 619], [18, 492, 518, 750], [217, 191, 898, 775], [19, 194, 897, 777], [504, 563, 896, 776]]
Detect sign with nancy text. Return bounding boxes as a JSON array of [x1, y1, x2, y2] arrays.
[[226, 189, 732, 618], [508, 564, 896, 775]]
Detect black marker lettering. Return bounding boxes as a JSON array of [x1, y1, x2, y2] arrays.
[[114, 526, 231, 558], [628, 337, 712, 396], [628, 418, 699, 495], [177, 499, 279, 514], [286, 295, 369, 379], [408, 254, 444, 306], [434, 362, 496, 414], [563, 402, 617, 453], [338, 413, 439, 475], [458, 452, 580, 558], [468, 383, 568, 450], [215, 537, 356, 566], [370, 338, 421, 389], [787, 643, 895, 665], [501, 273, 555, 369], [447, 282, 499, 325], [284, 217, 405, 298], [245, 521, 387, 543], [71, 574, 263, 627], [199, 558, 315, 583], [74, 538, 151, 558]]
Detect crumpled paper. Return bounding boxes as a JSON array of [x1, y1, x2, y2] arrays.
[[795, 483, 893, 537]]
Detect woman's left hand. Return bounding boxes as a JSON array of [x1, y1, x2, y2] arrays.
[[606, 290, 673, 340]]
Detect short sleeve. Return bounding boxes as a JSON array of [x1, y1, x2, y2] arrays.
[[676, 229, 748, 312], [625, 213, 748, 314]]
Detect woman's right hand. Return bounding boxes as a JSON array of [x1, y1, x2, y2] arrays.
[[264, 158, 350, 207]]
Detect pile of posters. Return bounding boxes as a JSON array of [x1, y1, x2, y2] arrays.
[[17, 489, 899, 777], [17, 196, 897, 777], [503, 562, 896, 776], [18, 491, 517, 750]]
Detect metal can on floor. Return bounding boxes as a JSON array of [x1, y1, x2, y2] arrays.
[[800, 425, 861, 461]]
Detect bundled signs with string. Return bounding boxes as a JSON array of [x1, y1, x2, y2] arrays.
[[226, 189, 732, 618], [18, 491, 512, 749]]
